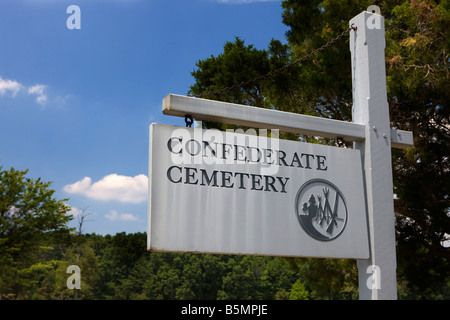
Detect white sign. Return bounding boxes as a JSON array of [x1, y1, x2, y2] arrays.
[[148, 123, 369, 259]]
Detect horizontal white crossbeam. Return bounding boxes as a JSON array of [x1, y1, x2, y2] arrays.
[[162, 94, 413, 149], [390, 128, 414, 149]]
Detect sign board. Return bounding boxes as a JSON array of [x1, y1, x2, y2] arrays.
[[148, 123, 369, 259]]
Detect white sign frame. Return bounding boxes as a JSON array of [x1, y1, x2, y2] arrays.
[[148, 123, 370, 259]]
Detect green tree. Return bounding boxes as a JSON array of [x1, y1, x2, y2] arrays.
[[53, 243, 100, 300], [0, 165, 73, 299], [142, 253, 183, 299], [173, 253, 227, 300], [385, 0, 450, 298], [218, 256, 274, 300], [97, 232, 147, 299], [115, 254, 155, 300], [289, 279, 309, 300], [190, 37, 271, 108]]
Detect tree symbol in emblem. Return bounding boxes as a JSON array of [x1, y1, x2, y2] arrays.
[[296, 180, 347, 241]]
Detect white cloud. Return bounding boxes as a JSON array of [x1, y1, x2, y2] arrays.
[[64, 177, 92, 195], [0, 76, 23, 96], [0, 75, 48, 105], [28, 84, 48, 105], [63, 174, 148, 204], [105, 210, 139, 221]]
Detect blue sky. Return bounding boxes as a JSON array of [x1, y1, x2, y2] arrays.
[[0, 0, 288, 235]]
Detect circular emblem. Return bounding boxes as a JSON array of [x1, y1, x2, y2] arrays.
[[295, 179, 348, 241]]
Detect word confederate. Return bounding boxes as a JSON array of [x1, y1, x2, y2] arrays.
[[165, 136, 328, 193], [167, 136, 328, 170]]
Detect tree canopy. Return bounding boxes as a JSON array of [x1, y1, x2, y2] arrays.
[[0, 165, 73, 299]]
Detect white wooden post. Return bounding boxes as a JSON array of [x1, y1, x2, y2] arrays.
[[350, 11, 398, 299]]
